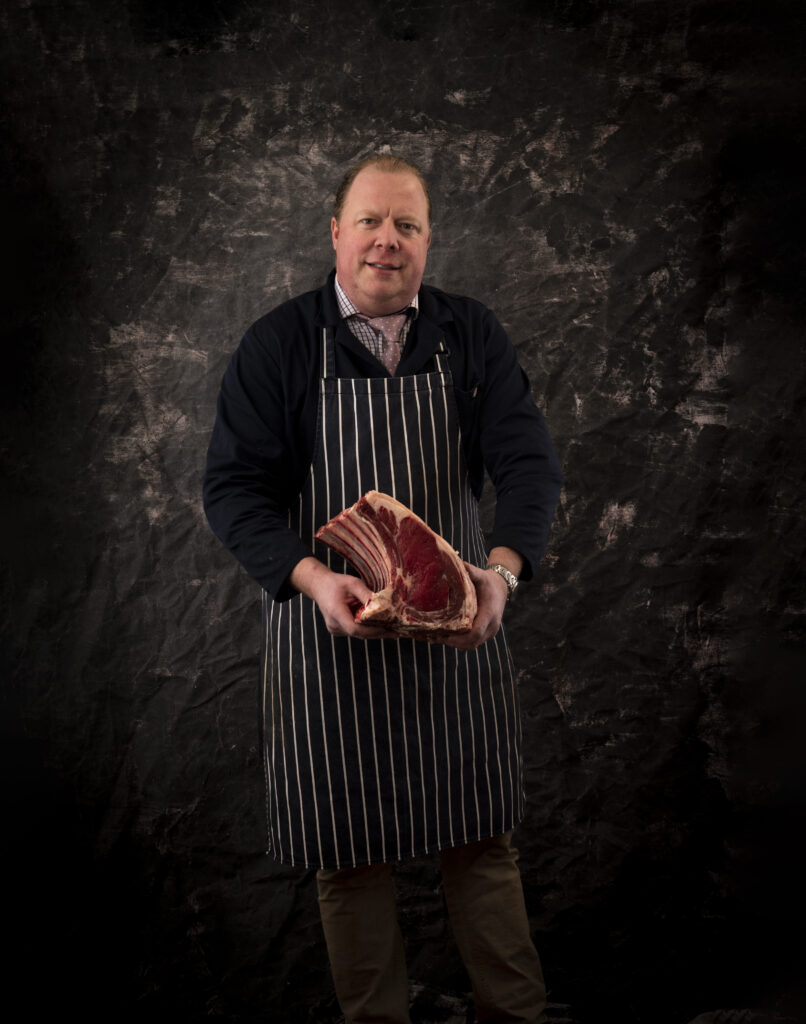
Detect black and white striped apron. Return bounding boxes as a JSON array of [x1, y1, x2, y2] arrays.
[[260, 329, 523, 869]]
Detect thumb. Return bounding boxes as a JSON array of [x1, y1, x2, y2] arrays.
[[343, 573, 376, 605]]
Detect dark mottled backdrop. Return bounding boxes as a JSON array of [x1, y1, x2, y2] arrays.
[[2, 1, 804, 1022]]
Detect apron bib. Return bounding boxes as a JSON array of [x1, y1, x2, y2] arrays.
[[261, 329, 523, 869]]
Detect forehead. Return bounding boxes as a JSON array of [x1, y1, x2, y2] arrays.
[[343, 169, 429, 219]]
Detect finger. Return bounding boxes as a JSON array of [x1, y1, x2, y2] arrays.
[[344, 578, 376, 604], [345, 619, 392, 640], [445, 630, 483, 651]]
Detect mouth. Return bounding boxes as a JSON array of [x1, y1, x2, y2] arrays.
[[365, 261, 400, 272]]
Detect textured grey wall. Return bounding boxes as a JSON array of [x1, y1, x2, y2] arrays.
[[3, 1, 804, 1022]]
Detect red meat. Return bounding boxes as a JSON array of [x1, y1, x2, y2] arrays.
[[314, 491, 478, 638]]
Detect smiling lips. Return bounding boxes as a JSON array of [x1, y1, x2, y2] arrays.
[[366, 261, 400, 271]]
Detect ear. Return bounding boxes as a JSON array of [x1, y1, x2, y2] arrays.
[[331, 216, 339, 251]]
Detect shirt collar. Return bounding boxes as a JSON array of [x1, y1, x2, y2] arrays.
[[334, 275, 419, 321]]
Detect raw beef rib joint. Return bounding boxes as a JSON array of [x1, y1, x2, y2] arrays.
[[314, 491, 478, 637]]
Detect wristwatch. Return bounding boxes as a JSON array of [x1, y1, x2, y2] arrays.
[[486, 563, 519, 601]]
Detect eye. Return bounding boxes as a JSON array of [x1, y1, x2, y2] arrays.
[[399, 222, 418, 233]]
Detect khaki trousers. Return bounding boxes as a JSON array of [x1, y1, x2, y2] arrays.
[[316, 831, 546, 1024]]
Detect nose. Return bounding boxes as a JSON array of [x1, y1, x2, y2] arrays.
[[375, 219, 400, 250]]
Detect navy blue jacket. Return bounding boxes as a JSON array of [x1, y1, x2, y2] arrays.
[[203, 271, 563, 601]]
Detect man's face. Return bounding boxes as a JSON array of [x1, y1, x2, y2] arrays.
[[331, 168, 431, 317]]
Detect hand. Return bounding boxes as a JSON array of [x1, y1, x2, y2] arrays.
[[442, 562, 509, 651], [289, 557, 391, 639]]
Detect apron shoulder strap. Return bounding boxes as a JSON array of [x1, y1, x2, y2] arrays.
[[321, 327, 336, 379], [433, 337, 450, 374]]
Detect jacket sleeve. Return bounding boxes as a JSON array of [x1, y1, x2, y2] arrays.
[[476, 306, 563, 580], [202, 322, 313, 601]]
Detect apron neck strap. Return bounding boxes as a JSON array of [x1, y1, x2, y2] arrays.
[[434, 338, 450, 373], [322, 327, 336, 379]]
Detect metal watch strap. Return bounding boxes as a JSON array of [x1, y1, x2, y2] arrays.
[[486, 562, 519, 600]]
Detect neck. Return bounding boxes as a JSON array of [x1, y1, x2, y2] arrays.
[[335, 275, 414, 318]]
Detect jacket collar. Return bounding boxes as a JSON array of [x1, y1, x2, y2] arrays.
[[315, 269, 342, 327]]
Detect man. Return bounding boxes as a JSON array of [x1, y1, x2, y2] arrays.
[[203, 154, 563, 1024]]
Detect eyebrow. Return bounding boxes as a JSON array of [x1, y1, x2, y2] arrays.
[[355, 208, 423, 224]]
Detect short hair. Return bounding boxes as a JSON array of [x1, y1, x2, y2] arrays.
[[333, 154, 432, 224]]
